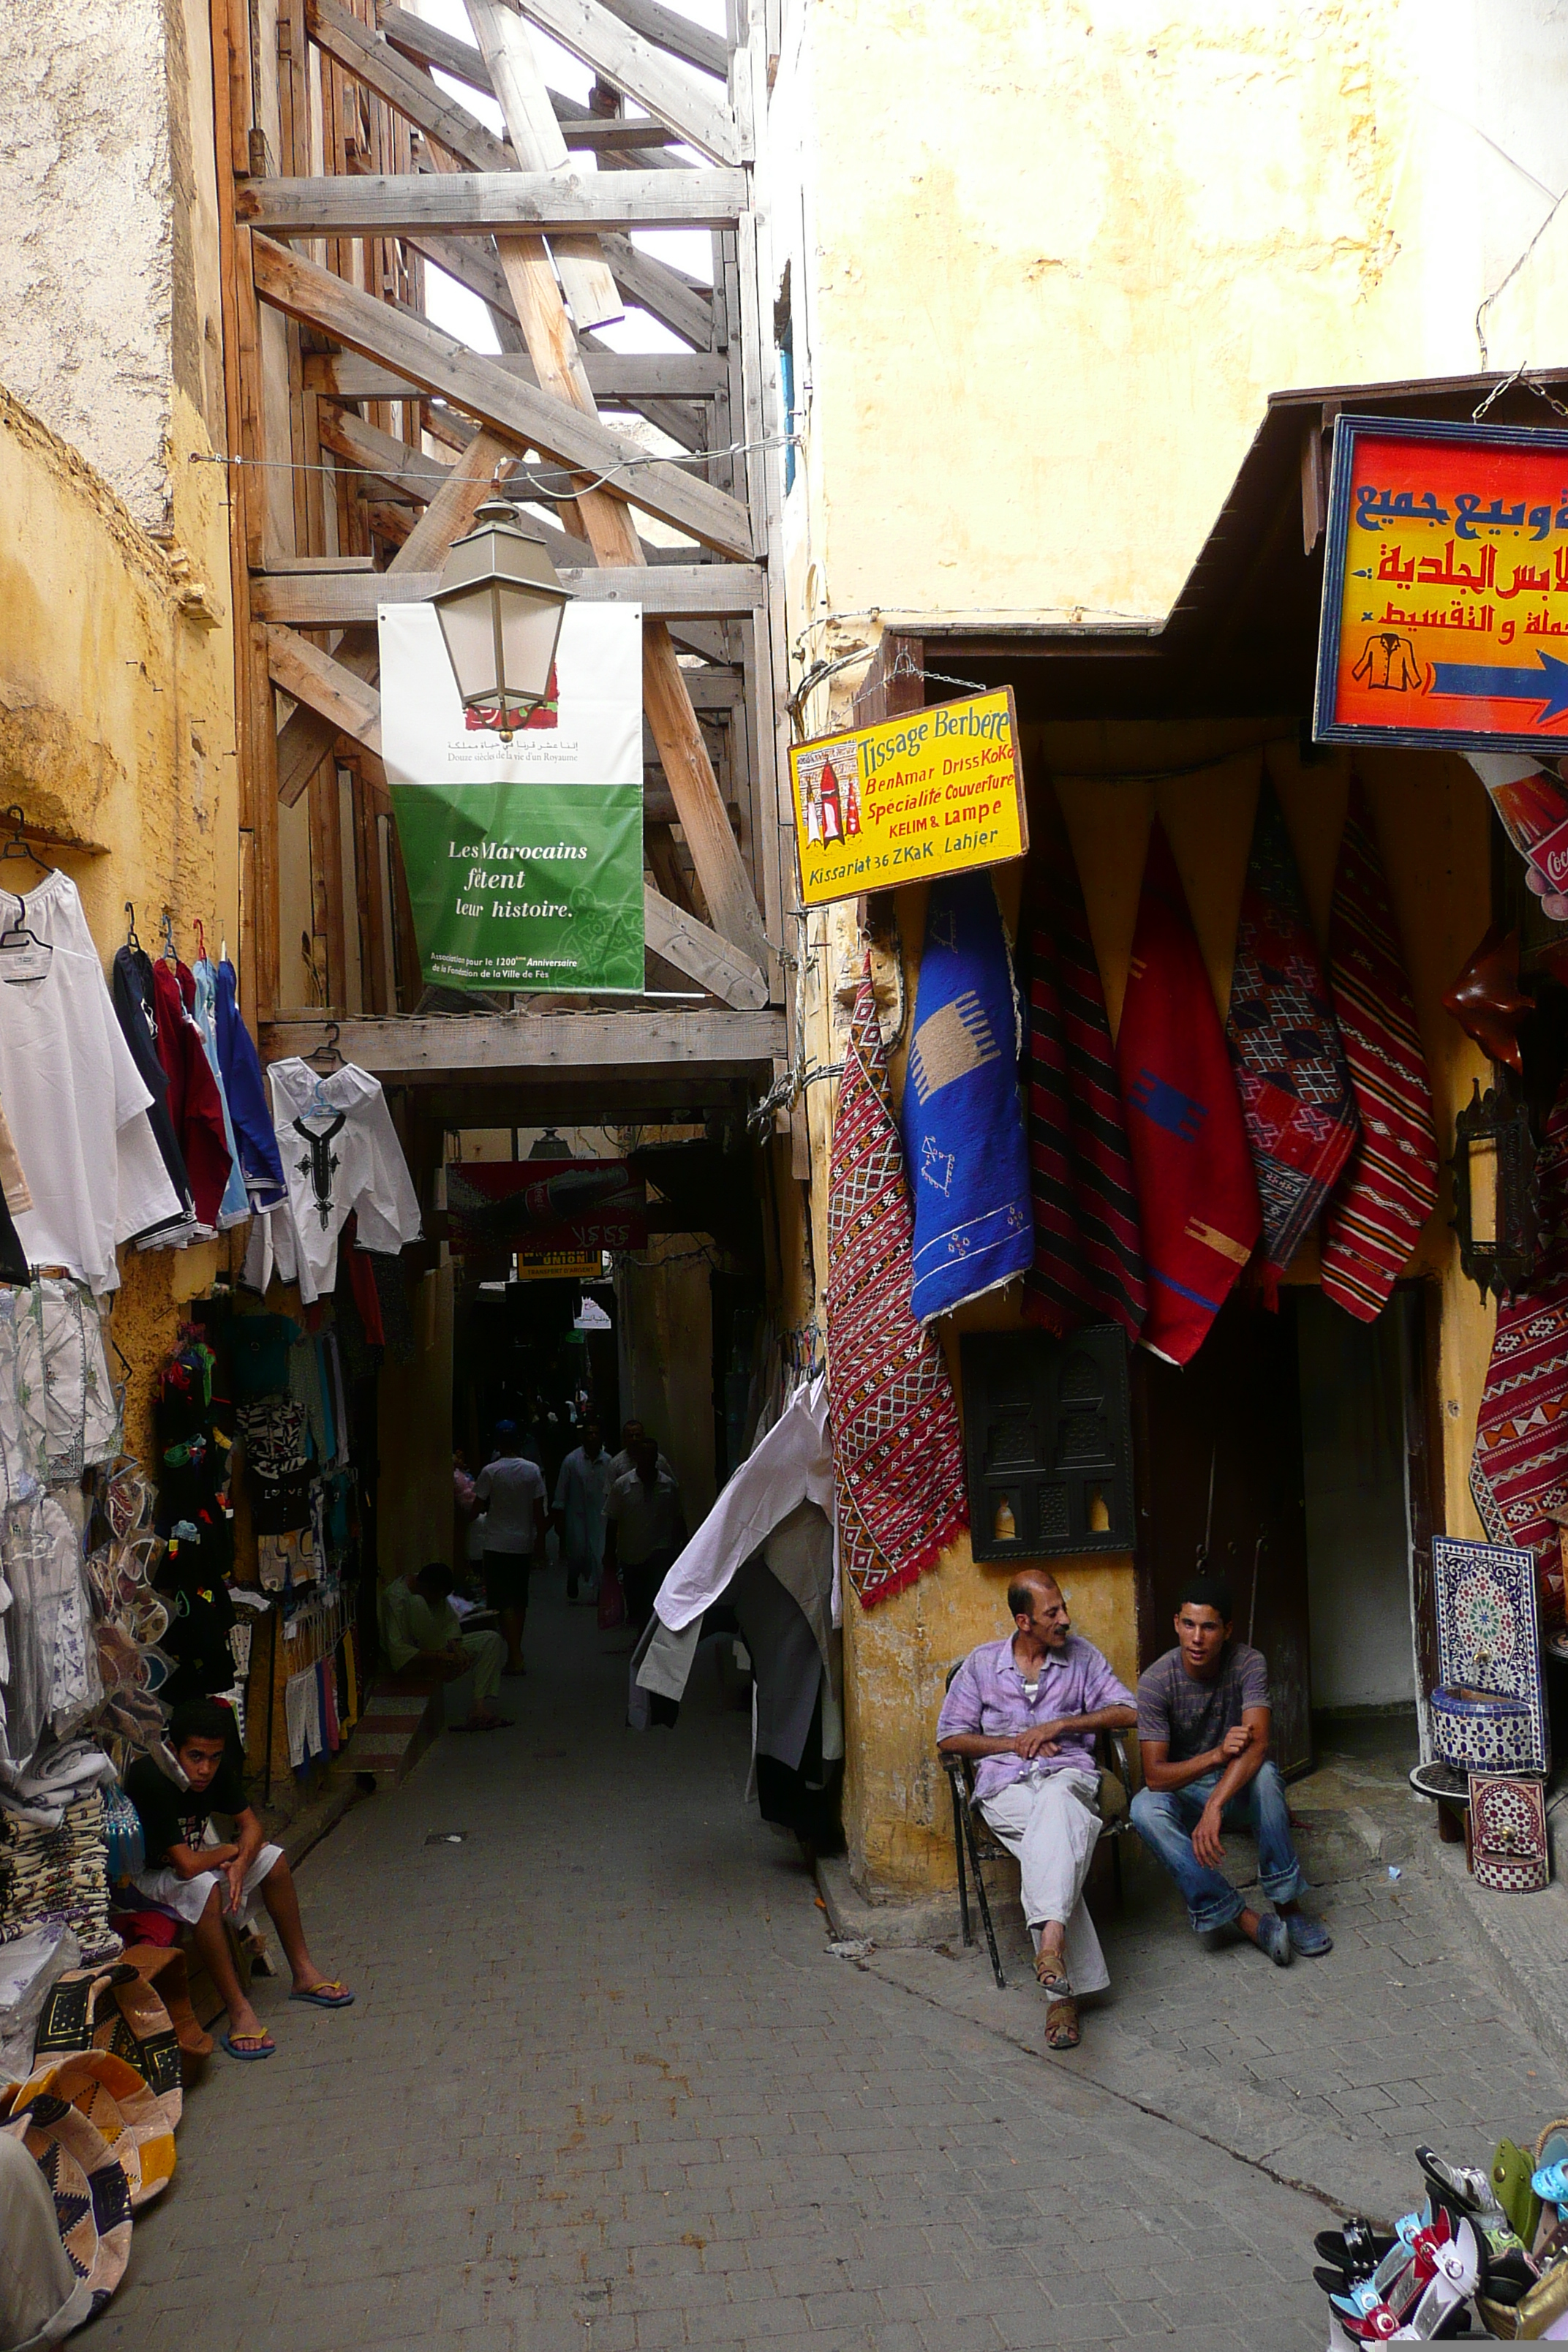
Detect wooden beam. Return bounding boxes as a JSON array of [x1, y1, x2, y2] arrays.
[[261, 1006, 785, 1076], [598, 0, 728, 82], [642, 887, 766, 1009], [308, 0, 511, 172], [238, 167, 745, 236], [454, 0, 624, 334], [316, 401, 448, 500], [265, 624, 383, 755], [306, 347, 726, 399], [460, 0, 763, 966], [253, 562, 765, 622], [596, 233, 712, 349], [251, 233, 751, 556], [511, 0, 745, 165], [378, 7, 682, 146]]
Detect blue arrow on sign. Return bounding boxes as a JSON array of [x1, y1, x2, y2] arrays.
[[1430, 649, 1568, 725]]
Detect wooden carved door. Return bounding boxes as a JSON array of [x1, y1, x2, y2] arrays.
[[1129, 1290, 1313, 1776]]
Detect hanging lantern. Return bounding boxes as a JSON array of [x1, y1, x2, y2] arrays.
[[431, 492, 570, 742], [1450, 1081, 1541, 1300]]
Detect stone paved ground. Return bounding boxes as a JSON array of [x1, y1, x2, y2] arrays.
[[97, 1587, 1564, 2352]]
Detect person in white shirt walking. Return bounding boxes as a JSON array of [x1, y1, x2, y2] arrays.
[[554, 1420, 611, 1603], [475, 1421, 548, 1674], [604, 1435, 687, 1634], [608, 1417, 673, 1483]]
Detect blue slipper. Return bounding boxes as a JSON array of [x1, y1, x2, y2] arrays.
[[1286, 1912, 1333, 1957], [289, 1981, 355, 2009], [1254, 1914, 1293, 1967], [220, 2030, 276, 2060]]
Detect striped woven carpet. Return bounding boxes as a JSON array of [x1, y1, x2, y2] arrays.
[[1321, 780, 1438, 1320], [1021, 838, 1146, 1341]]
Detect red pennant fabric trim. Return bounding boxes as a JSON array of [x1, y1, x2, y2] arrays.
[[1321, 781, 1439, 1320], [1116, 823, 1261, 1365]]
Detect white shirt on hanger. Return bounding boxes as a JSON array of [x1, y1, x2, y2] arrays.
[[0, 872, 182, 1293], [244, 1058, 421, 1304]]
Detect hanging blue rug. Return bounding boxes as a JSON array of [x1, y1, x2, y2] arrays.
[[902, 872, 1033, 1322]]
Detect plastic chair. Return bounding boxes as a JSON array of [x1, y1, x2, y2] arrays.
[[940, 1658, 1135, 1991]]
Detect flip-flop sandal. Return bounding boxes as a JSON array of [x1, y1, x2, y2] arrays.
[[289, 1982, 354, 2010], [219, 2032, 275, 2061], [1044, 1997, 1079, 2051]]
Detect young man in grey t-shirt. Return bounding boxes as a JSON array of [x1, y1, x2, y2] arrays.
[[1129, 1577, 1331, 1966]]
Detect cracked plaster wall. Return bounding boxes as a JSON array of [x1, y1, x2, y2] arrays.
[[0, 0, 178, 529]]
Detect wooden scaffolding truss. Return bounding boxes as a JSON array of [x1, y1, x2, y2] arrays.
[[209, 0, 790, 1105]]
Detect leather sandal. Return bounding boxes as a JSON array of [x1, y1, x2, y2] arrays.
[[1034, 1946, 1071, 1998], [1043, 1997, 1079, 2051]]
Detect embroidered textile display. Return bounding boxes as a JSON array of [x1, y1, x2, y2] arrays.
[[826, 968, 968, 1606], [901, 875, 1033, 1322], [1115, 823, 1261, 1365], [1020, 834, 1146, 1340], [1224, 780, 1359, 1291], [1471, 1077, 1568, 1626], [1321, 782, 1439, 1319]]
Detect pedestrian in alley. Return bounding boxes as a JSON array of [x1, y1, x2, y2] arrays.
[[554, 1417, 611, 1602], [937, 1567, 1137, 2051], [608, 1417, 673, 1481], [604, 1433, 687, 1635], [124, 1698, 353, 2062], [1130, 1576, 1333, 1964], [475, 1420, 549, 1675]]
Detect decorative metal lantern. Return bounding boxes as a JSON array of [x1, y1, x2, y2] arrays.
[[1450, 1081, 1540, 1300], [431, 492, 570, 741]]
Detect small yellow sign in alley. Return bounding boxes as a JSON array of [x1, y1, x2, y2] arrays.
[[787, 688, 1028, 907]]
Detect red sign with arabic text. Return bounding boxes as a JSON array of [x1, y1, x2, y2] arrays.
[[1314, 415, 1568, 754]]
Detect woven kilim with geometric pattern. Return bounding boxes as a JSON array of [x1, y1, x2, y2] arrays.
[[1321, 780, 1438, 1321], [1471, 1078, 1568, 1629], [1021, 834, 1147, 1341], [825, 964, 968, 1607]]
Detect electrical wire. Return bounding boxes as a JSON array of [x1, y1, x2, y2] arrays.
[[192, 426, 799, 500]]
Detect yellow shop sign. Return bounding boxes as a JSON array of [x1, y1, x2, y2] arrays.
[[788, 688, 1028, 907]]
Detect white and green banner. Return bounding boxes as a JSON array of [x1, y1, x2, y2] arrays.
[[377, 600, 644, 993]]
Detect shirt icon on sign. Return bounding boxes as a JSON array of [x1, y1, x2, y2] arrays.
[[1352, 633, 1421, 693]]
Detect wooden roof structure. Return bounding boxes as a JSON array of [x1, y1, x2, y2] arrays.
[[211, 0, 789, 1109]]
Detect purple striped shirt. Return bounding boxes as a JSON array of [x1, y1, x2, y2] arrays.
[[936, 1632, 1134, 1804]]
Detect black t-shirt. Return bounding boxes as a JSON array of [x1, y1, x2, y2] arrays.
[[124, 1753, 250, 1868]]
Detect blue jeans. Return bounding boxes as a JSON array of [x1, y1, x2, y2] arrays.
[[1129, 1761, 1305, 1933]]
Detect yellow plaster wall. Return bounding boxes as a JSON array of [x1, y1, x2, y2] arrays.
[[833, 732, 1496, 1899], [0, 379, 241, 1441], [772, 0, 1568, 659]]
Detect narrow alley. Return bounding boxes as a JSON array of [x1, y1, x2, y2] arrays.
[[95, 1570, 1555, 2352]]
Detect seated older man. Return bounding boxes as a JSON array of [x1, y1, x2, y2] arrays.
[[937, 1567, 1136, 2050]]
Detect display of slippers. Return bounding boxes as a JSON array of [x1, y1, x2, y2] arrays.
[[1313, 2221, 1395, 2280]]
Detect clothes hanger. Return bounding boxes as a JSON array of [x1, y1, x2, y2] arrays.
[[193, 916, 207, 967], [159, 908, 178, 967], [0, 816, 53, 979], [304, 1021, 344, 1116], [124, 902, 143, 953], [0, 809, 50, 878]]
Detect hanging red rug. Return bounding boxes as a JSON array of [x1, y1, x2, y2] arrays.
[[1471, 1078, 1568, 1629], [825, 964, 968, 1607], [1116, 821, 1261, 1365], [1321, 780, 1439, 1320], [1021, 826, 1147, 1342], [1225, 777, 1359, 1296]]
